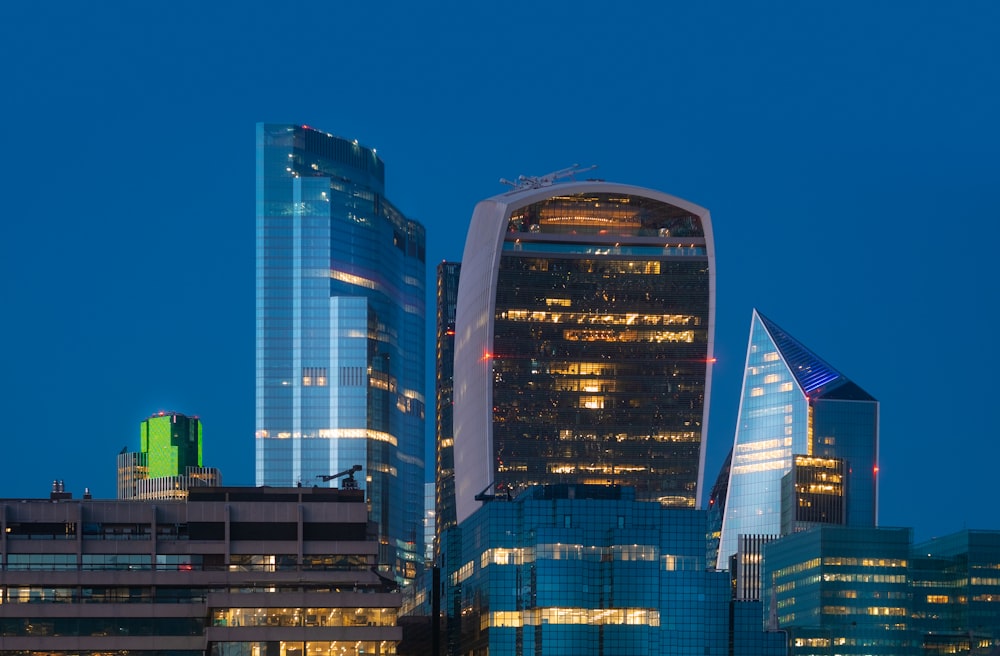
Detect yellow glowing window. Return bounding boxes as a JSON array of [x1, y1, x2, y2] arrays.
[[927, 595, 950, 604], [331, 270, 378, 290], [763, 352, 780, 362], [764, 374, 780, 384], [780, 382, 794, 392], [750, 387, 764, 397]]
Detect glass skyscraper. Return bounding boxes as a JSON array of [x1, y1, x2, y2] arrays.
[[453, 180, 715, 524], [717, 309, 878, 567], [255, 123, 425, 582], [435, 261, 460, 554]]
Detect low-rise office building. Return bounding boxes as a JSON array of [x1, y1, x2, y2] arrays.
[[442, 484, 786, 656], [763, 526, 1000, 656], [912, 530, 1000, 655], [0, 486, 401, 656]]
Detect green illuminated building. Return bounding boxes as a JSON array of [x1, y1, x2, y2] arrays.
[[118, 412, 220, 500], [140, 411, 203, 478]]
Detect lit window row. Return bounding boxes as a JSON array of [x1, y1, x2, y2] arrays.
[[821, 573, 907, 583], [736, 438, 792, 454], [973, 594, 1000, 602], [490, 607, 660, 627], [733, 447, 790, 465], [451, 561, 473, 584], [210, 641, 395, 656], [500, 309, 697, 326], [302, 367, 328, 387], [331, 269, 379, 291], [211, 606, 397, 628], [480, 544, 685, 567], [547, 362, 617, 376], [822, 605, 907, 616], [556, 430, 698, 443], [562, 329, 694, 343], [731, 458, 791, 475], [546, 464, 649, 475], [772, 558, 821, 579], [823, 557, 907, 568]]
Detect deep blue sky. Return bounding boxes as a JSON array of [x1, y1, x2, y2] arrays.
[[1, 2, 997, 542]]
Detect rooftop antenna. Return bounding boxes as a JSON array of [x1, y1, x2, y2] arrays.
[[500, 164, 598, 191]]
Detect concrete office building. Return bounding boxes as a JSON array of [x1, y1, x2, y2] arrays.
[[255, 123, 426, 582], [453, 175, 715, 523], [0, 485, 401, 656]]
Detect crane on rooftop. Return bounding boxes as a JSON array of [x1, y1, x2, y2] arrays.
[[317, 465, 363, 490]]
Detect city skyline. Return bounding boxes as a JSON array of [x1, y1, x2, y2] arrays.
[[2, 2, 998, 544]]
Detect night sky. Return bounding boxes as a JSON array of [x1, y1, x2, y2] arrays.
[[1, 2, 997, 542]]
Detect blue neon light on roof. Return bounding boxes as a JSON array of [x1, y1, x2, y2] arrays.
[[756, 311, 842, 393]]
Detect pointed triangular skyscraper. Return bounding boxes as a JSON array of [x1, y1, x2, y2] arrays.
[[716, 310, 879, 569]]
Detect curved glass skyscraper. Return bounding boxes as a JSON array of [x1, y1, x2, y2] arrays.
[[717, 309, 878, 567], [255, 124, 425, 582], [453, 180, 715, 524]]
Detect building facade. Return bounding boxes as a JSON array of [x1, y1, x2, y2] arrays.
[[117, 412, 221, 500], [763, 525, 916, 656], [435, 261, 460, 554], [0, 486, 401, 656], [780, 455, 847, 535], [453, 179, 715, 523], [717, 310, 878, 567], [255, 123, 426, 582], [441, 485, 785, 656], [912, 530, 1000, 655]]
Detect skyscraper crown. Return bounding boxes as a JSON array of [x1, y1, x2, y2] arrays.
[[756, 310, 874, 400]]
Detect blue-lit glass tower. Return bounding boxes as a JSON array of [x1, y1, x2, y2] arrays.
[[717, 309, 878, 567], [255, 123, 426, 582], [442, 484, 787, 656]]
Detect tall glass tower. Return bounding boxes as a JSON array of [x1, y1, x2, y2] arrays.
[[453, 178, 715, 524], [255, 124, 425, 582], [435, 261, 460, 555], [717, 309, 878, 567]]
